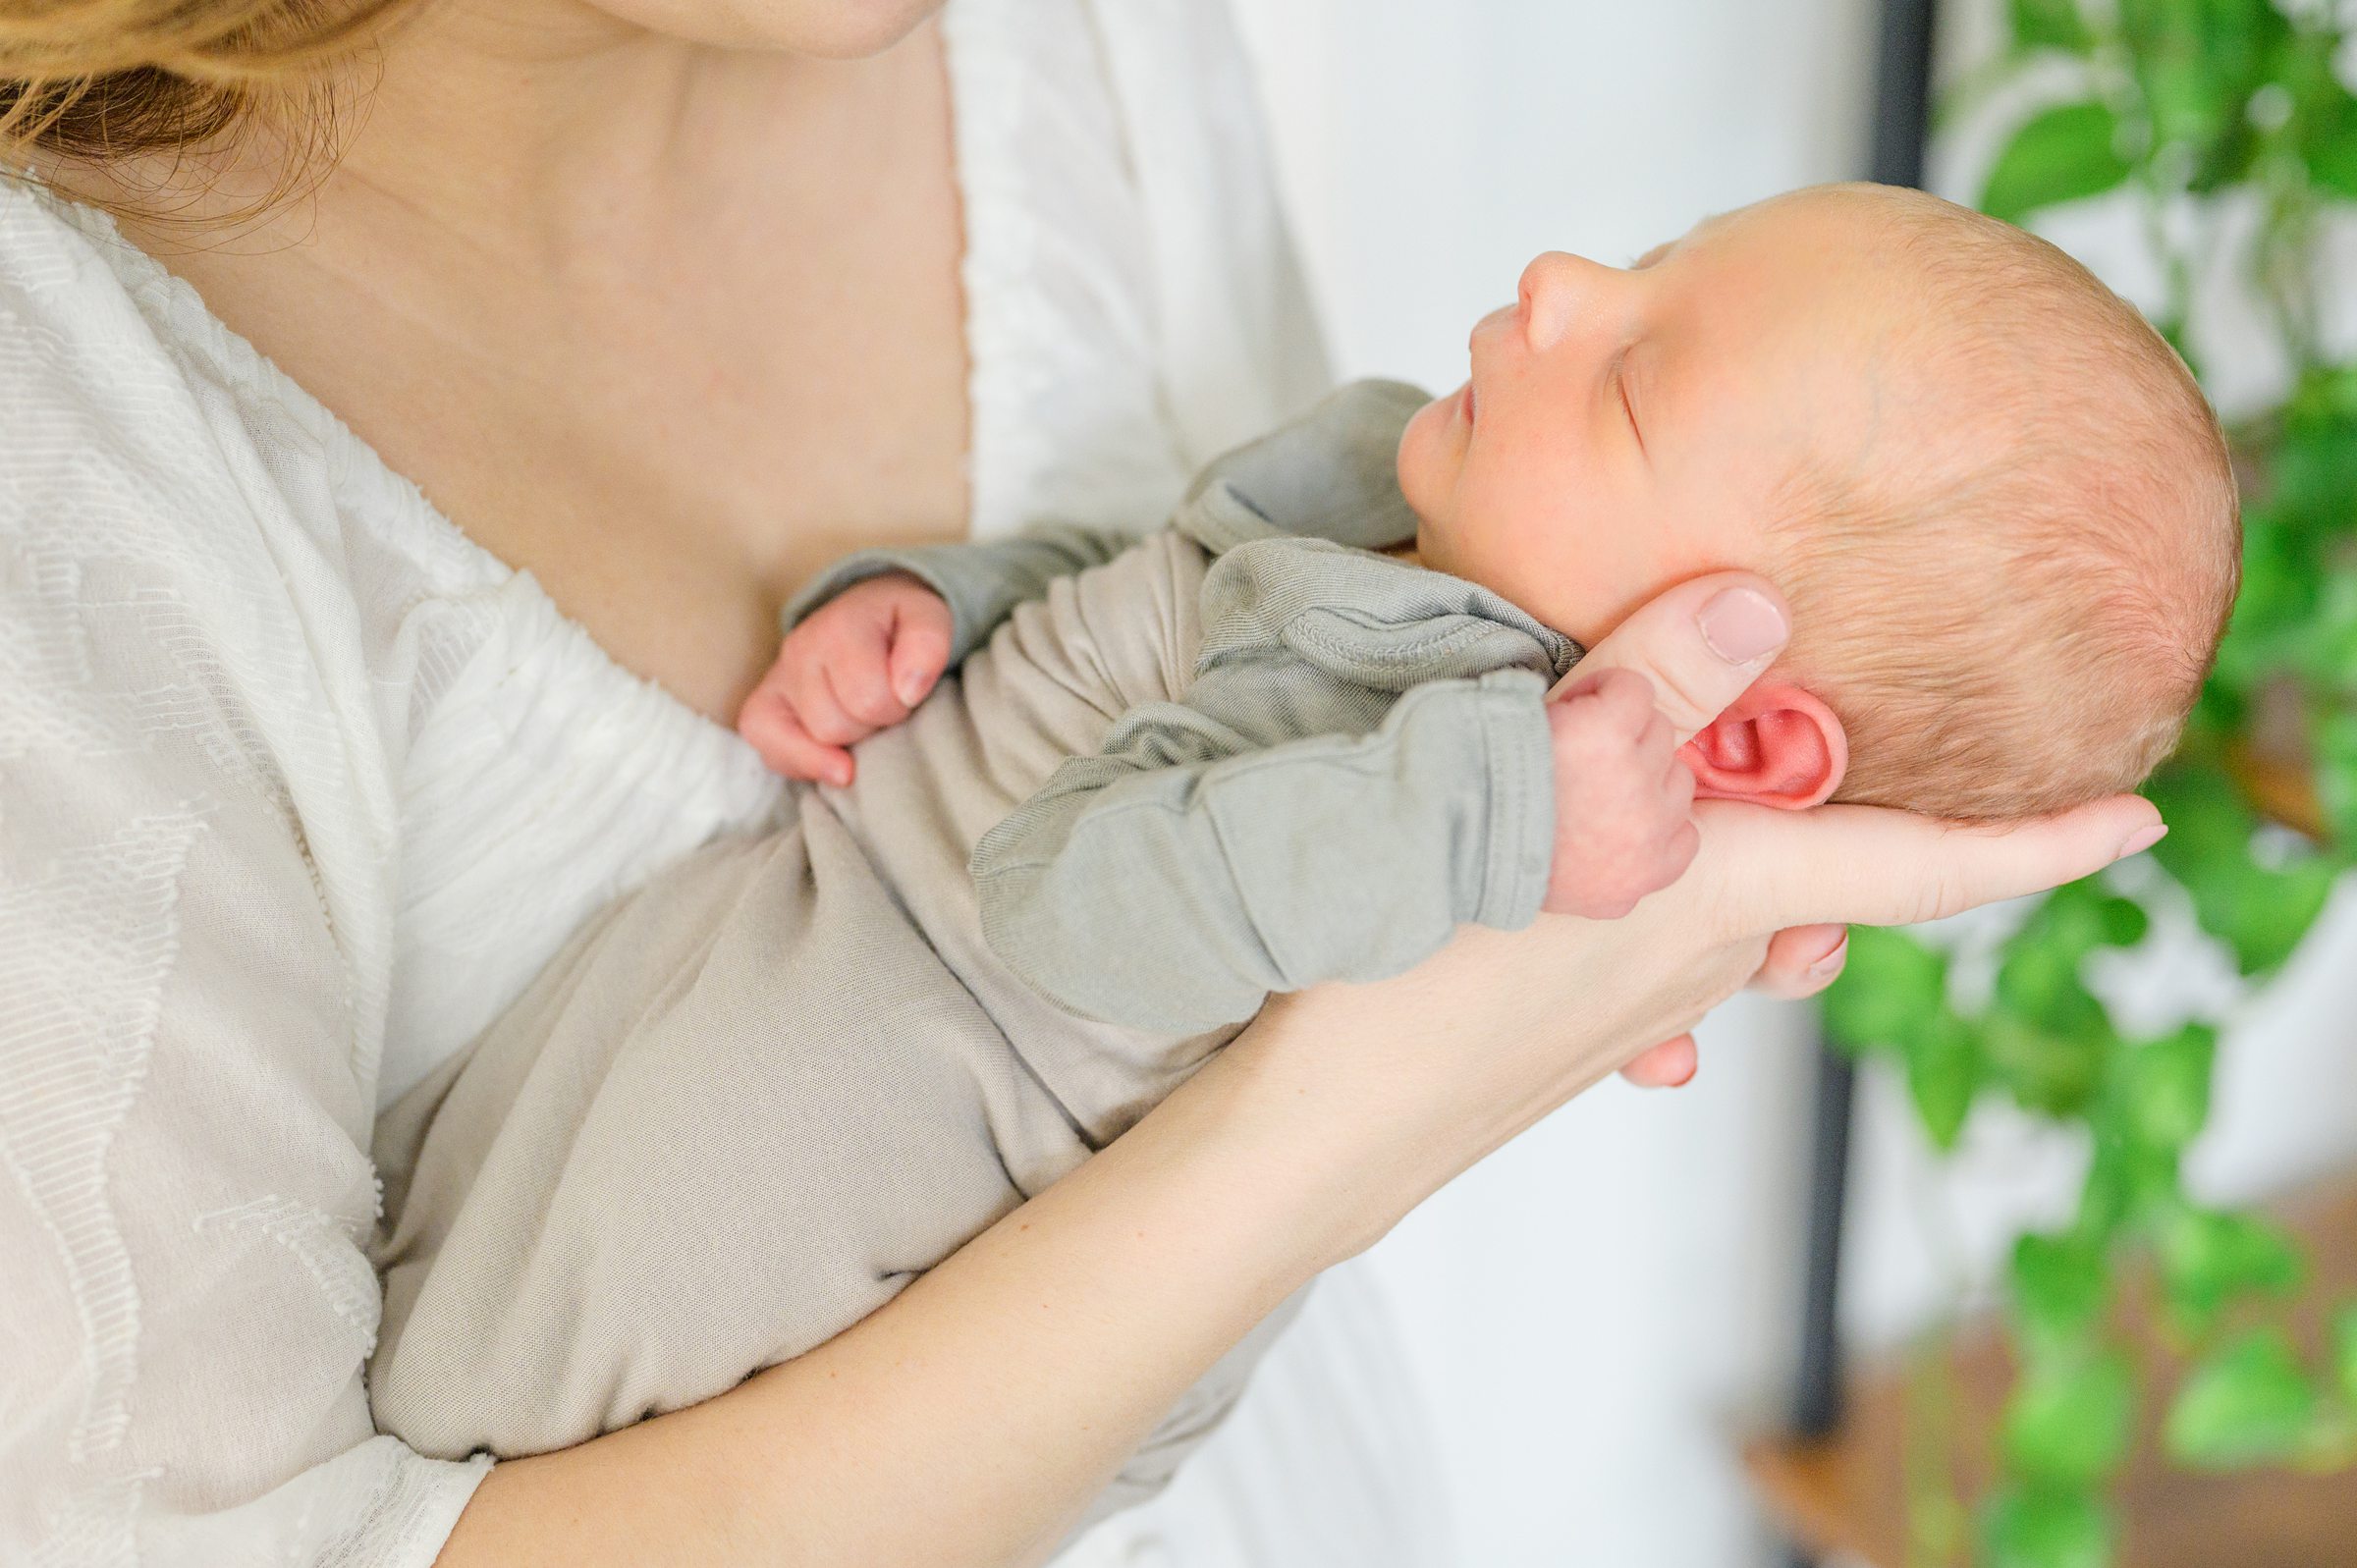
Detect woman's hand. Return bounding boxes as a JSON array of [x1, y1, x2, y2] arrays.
[[1226, 571, 2161, 1263], [1580, 572, 2152, 1091]]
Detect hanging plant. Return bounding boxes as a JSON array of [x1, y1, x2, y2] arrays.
[[1823, 1, 2357, 1563]]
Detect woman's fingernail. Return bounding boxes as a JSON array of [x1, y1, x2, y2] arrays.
[[1698, 587, 1788, 665], [2115, 822, 2166, 860], [1807, 933, 1849, 980]]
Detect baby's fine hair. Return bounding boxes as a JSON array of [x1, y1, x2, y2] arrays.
[[1770, 184, 2239, 820]]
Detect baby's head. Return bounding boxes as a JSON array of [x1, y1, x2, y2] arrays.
[[1397, 183, 2239, 820]]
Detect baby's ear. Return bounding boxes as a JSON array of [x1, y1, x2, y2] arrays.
[[1679, 681, 1847, 810]]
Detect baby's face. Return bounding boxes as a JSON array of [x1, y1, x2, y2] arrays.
[[1397, 190, 1903, 646]]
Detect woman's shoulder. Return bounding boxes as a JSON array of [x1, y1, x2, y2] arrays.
[[0, 181, 360, 586], [1075, 0, 1335, 449], [0, 176, 407, 901], [940, 0, 1333, 538], [0, 180, 485, 738]]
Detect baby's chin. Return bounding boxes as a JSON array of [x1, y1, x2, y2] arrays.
[[1395, 387, 1468, 522], [1404, 516, 1453, 576]]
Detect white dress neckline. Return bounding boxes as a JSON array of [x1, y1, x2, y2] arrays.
[[33, 187, 838, 777]]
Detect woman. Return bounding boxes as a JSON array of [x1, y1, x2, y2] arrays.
[[0, 3, 2160, 1566]]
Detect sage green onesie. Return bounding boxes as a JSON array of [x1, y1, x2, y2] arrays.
[[367, 380, 1582, 1531]]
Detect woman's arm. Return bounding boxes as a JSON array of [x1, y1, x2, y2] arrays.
[[437, 1018, 1360, 1568], [439, 572, 2164, 1568], [0, 492, 492, 1562], [444, 795, 2156, 1568]]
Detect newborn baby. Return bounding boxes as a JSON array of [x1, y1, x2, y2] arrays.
[[727, 185, 2240, 1032], [367, 185, 2236, 1518]]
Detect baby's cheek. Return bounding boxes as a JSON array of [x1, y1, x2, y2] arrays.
[[1571, 498, 1755, 647]]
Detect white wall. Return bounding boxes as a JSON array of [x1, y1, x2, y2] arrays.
[[1231, 4, 2357, 1566], [1232, 5, 1876, 1564]]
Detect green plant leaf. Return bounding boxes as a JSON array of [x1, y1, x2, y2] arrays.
[[2131, 41, 2225, 157], [1826, 929, 1982, 1148], [1983, 887, 2151, 1116], [2265, 383, 2357, 529], [2312, 708, 2357, 846], [1822, 925, 1948, 1054], [1993, 938, 2101, 1031], [2335, 1303, 2357, 1407], [2076, 1131, 2177, 1240], [2118, 1024, 2218, 1150], [1981, 1483, 2112, 1568], [2211, 854, 2334, 975], [2215, 511, 2323, 690], [2010, 0, 2094, 54], [1982, 101, 2134, 226], [1905, 1014, 1982, 1150], [2002, 1349, 2137, 1487], [2012, 1232, 2110, 1347], [2094, 895, 2150, 947], [2165, 1326, 2319, 1467], [2118, 0, 2289, 171], [2285, 25, 2357, 200], [2314, 132, 2357, 201], [2156, 1207, 2306, 1330], [1983, 1005, 2112, 1118], [2144, 763, 2335, 975]]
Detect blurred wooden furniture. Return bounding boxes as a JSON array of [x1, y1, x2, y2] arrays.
[[1746, 1171, 2357, 1567]]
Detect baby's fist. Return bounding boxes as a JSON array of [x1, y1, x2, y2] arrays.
[[1542, 668, 1699, 919], [739, 572, 954, 785]]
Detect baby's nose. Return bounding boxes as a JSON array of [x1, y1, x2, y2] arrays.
[[1516, 250, 1623, 351]]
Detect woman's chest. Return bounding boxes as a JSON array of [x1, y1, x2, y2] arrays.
[[423, 243, 968, 728], [413, 230, 974, 727], [198, 36, 973, 726]]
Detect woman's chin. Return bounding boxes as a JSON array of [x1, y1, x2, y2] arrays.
[[699, 0, 946, 58]]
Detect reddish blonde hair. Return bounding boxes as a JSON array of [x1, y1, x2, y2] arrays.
[[0, 0, 402, 173], [1769, 186, 2239, 821]]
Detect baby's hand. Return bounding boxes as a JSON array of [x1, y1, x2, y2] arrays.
[[1542, 667, 1700, 918], [738, 572, 954, 785]]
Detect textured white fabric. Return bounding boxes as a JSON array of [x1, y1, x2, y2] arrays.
[[0, 2, 1434, 1564]]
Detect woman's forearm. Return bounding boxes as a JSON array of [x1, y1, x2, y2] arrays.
[[431, 903, 1760, 1568], [431, 1022, 1360, 1568]]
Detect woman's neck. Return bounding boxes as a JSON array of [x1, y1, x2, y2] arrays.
[[82, 0, 859, 273], [50, 1, 972, 725]]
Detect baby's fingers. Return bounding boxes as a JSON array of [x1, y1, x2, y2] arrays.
[[740, 686, 855, 786], [887, 597, 955, 709], [822, 648, 907, 733]]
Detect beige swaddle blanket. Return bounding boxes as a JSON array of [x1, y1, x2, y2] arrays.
[[367, 530, 1300, 1530]]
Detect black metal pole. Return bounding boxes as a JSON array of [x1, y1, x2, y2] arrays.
[[1870, 0, 1940, 189], [1781, 2, 1937, 1566]]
